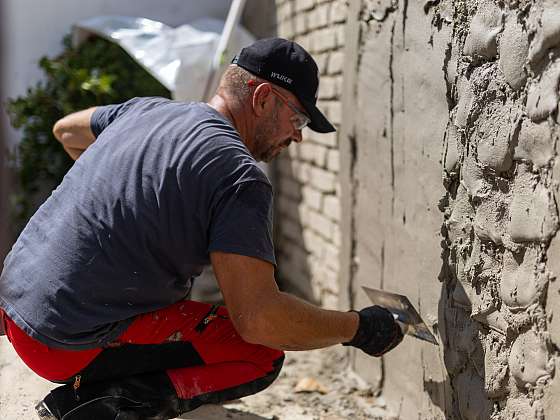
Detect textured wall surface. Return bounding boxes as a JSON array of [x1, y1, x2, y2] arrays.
[[437, 0, 560, 417], [337, 0, 560, 418], [274, 0, 348, 308], [274, 0, 560, 417]]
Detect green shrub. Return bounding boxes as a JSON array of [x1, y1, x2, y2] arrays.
[[6, 35, 170, 234]]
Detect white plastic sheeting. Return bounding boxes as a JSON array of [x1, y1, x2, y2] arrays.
[[72, 16, 255, 101]]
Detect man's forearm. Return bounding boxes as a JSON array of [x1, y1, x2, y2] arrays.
[[211, 252, 361, 352], [246, 291, 359, 351]]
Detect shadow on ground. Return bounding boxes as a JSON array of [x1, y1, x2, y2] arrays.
[[179, 404, 272, 420]]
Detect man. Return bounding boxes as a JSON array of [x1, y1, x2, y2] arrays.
[[0, 38, 403, 420]]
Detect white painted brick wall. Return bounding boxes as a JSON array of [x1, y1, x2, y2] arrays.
[[298, 142, 328, 166], [277, 2, 293, 21], [328, 51, 344, 74], [318, 76, 337, 99], [278, 20, 294, 38], [302, 185, 323, 210], [313, 27, 337, 52], [323, 194, 340, 220], [332, 224, 341, 247], [321, 291, 339, 310], [329, 101, 342, 125], [274, 0, 346, 308], [327, 149, 340, 172], [297, 162, 313, 183], [303, 228, 325, 257], [294, 0, 315, 13], [314, 52, 329, 74], [308, 209, 335, 239], [335, 24, 345, 47], [330, 1, 347, 24], [308, 4, 330, 30], [308, 130, 338, 148], [295, 13, 307, 34], [310, 167, 337, 192]]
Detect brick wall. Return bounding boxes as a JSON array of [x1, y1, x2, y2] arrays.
[[274, 0, 348, 309]]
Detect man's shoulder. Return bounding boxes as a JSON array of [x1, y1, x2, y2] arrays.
[[109, 96, 191, 116]]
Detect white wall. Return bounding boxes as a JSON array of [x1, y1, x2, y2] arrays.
[[1, 0, 231, 147]]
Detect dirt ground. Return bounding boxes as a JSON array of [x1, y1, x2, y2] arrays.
[[0, 337, 394, 419]]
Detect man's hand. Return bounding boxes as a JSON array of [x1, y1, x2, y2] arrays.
[[53, 107, 97, 160], [343, 306, 404, 357]]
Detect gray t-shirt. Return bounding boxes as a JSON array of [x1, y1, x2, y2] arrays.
[[0, 97, 275, 349]]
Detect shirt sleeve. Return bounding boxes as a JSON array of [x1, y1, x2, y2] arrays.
[[208, 181, 276, 266], [90, 97, 141, 137]]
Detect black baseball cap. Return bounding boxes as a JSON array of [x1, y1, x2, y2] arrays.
[[232, 38, 336, 133]]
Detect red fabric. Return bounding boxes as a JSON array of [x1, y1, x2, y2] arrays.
[[2, 313, 101, 381], [115, 301, 283, 399], [2, 301, 283, 400]]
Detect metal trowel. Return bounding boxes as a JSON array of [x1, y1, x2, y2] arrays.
[[362, 286, 439, 346]]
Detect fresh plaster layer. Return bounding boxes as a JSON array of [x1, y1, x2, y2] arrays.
[[463, 0, 503, 59], [462, 153, 490, 198], [509, 166, 559, 243], [473, 192, 509, 245], [509, 329, 552, 387], [483, 334, 509, 398], [514, 119, 554, 167], [435, 0, 560, 417], [444, 123, 460, 173], [499, 15, 529, 90], [349, 0, 560, 418], [527, 0, 560, 64], [526, 60, 560, 122], [446, 183, 473, 244], [475, 102, 518, 172], [499, 247, 543, 310], [455, 77, 476, 129]]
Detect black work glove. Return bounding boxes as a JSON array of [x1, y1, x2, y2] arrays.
[[343, 305, 404, 357]]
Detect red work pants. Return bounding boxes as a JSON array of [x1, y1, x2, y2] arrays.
[[2, 300, 284, 412]]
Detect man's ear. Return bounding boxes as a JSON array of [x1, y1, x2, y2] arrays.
[[252, 83, 273, 117]]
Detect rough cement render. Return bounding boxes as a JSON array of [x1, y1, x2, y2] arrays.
[[340, 0, 560, 418], [436, 0, 560, 417]]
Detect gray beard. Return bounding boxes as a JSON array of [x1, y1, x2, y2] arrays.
[[253, 106, 280, 162]]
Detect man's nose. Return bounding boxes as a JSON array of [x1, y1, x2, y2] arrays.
[[293, 128, 303, 143]]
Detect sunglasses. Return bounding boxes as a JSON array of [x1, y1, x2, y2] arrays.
[[270, 88, 312, 131]]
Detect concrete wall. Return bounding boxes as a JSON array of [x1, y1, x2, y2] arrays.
[[339, 1, 449, 416], [274, 0, 347, 309], [277, 0, 560, 418], [338, 0, 560, 418]]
